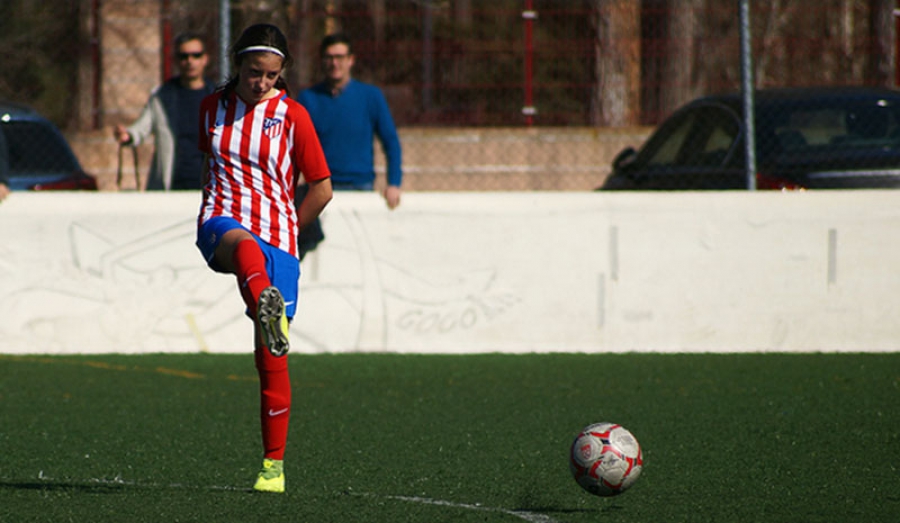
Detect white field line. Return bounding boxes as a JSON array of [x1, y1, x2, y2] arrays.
[[355, 491, 560, 523], [22, 473, 560, 522]]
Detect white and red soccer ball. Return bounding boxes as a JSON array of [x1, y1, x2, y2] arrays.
[[569, 422, 643, 496]]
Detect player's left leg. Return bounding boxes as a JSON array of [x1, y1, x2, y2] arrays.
[[251, 241, 299, 493]]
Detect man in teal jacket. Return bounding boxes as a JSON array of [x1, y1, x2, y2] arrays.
[[114, 32, 214, 190]]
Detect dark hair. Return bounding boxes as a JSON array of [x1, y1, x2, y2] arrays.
[[218, 24, 293, 106], [319, 33, 353, 56], [173, 31, 206, 52]]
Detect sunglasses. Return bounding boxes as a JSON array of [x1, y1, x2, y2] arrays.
[[178, 52, 205, 60]]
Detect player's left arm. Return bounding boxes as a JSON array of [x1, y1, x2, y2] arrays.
[[297, 177, 332, 232], [291, 103, 333, 228]]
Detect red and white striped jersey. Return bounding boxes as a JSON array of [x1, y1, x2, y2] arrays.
[[197, 90, 330, 257]]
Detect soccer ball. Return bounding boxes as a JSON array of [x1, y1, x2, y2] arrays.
[[569, 422, 643, 496]]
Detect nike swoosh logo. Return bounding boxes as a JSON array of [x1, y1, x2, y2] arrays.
[[268, 408, 289, 417]]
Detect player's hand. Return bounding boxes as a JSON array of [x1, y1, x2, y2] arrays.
[[0, 182, 9, 203], [384, 185, 401, 210]]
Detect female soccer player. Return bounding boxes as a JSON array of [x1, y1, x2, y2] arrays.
[[195, 24, 332, 493]]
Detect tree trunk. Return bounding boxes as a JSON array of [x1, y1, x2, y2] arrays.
[[658, 0, 701, 118], [869, 0, 895, 86], [590, 0, 641, 127], [369, 0, 386, 78], [325, 0, 342, 35], [452, 0, 473, 87], [76, 0, 100, 130], [286, 0, 316, 89]]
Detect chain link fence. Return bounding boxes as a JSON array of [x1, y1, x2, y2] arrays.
[[1, 0, 898, 191]]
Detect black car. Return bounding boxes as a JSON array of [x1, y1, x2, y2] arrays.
[[599, 86, 900, 190], [0, 101, 97, 191]]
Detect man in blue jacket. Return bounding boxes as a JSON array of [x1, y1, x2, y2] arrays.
[[298, 33, 403, 209]]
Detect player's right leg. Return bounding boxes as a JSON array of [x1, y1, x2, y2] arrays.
[[250, 241, 299, 493], [253, 458, 285, 493]]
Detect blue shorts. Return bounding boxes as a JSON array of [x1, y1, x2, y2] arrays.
[[196, 216, 300, 319]]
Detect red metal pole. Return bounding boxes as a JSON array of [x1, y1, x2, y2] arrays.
[[522, 1, 537, 125], [894, 4, 900, 87], [161, 0, 172, 81]]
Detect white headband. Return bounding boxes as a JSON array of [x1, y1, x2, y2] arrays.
[[237, 45, 285, 58]]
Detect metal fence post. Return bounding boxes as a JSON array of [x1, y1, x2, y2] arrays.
[[219, 0, 230, 82], [740, 0, 757, 190], [522, 1, 537, 125]]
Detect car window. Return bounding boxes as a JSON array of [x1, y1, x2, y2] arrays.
[[769, 107, 844, 148], [643, 106, 739, 169], [770, 102, 900, 151], [645, 112, 694, 166], [0, 121, 79, 177], [705, 124, 735, 154], [832, 104, 896, 146]]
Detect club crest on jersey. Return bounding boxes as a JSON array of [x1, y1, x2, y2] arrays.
[[263, 117, 283, 138]]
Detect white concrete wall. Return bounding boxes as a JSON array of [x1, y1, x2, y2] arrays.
[[1, 191, 898, 355]]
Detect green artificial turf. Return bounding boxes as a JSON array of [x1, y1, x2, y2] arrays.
[[0, 352, 898, 522]]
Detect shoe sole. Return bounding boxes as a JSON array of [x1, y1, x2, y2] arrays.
[[253, 476, 285, 493], [258, 286, 289, 357]]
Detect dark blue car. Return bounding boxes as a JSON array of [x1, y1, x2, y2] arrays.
[[600, 86, 900, 190], [0, 101, 97, 191]]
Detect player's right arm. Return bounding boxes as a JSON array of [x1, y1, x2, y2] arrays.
[[201, 154, 210, 187]]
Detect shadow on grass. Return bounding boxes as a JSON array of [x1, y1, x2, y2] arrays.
[[515, 486, 625, 515], [0, 478, 253, 494], [515, 504, 623, 516], [0, 480, 129, 494]]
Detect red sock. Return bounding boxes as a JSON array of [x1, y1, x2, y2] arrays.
[[234, 239, 289, 459], [232, 239, 270, 314], [256, 348, 291, 460]]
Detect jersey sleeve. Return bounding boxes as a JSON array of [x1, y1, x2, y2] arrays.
[[289, 102, 331, 185]]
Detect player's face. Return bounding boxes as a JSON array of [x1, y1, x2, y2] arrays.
[[235, 52, 284, 104], [321, 43, 354, 87]]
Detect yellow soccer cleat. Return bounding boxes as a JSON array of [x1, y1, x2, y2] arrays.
[[257, 286, 289, 357], [253, 458, 285, 493]]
